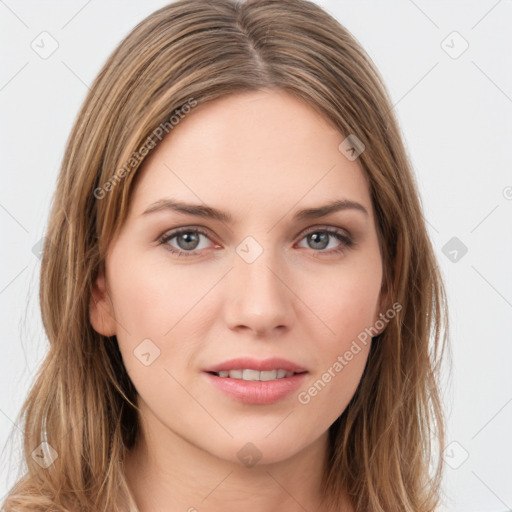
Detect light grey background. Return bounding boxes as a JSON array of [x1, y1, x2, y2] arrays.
[[1, 1, 511, 510]]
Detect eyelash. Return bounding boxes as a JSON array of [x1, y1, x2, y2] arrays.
[[157, 226, 355, 258]]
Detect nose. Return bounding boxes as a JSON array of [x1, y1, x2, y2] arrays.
[[223, 247, 295, 337]]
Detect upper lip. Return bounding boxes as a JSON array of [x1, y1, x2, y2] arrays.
[[204, 357, 308, 373]]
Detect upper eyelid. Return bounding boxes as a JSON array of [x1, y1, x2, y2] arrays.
[[160, 223, 351, 239], [300, 224, 351, 236]]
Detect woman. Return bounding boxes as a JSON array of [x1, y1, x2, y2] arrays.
[[2, 0, 449, 510]]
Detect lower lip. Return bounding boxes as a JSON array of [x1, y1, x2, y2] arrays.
[[204, 372, 308, 405]]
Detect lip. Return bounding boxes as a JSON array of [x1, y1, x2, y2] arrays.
[[203, 357, 308, 373], [203, 357, 308, 405], [204, 371, 308, 405]]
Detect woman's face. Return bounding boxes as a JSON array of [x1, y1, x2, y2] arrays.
[[90, 89, 386, 466]]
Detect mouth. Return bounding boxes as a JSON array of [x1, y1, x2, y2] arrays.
[[203, 357, 309, 404], [203, 358, 309, 405], [207, 369, 307, 381]]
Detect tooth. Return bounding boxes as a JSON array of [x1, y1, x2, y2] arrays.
[[260, 370, 277, 381], [242, 369, 260, 381], [217, 368, 295, 380]]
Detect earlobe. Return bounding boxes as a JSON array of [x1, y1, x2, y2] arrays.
[[89, 266, 117, 337]]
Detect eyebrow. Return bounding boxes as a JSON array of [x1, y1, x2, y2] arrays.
[[141, 198, 368, 222]]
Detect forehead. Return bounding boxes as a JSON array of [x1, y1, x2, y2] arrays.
[[129, 89, 373, 222]]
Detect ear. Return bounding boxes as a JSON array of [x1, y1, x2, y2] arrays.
[[89, 265, 117, 337]]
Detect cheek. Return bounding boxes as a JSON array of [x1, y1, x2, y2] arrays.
[[327, 278, 381, 338], [110, 267, 197, 423], [299, 291, 374, 423], [109, 256, 212, 338], [108, 258, 215, 389], [305, 257, 382, 342], [297, 256, 380, 412], [301, 341, 371, 430]]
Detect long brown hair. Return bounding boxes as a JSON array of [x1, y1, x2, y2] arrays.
[[2, 0, 449, 510]]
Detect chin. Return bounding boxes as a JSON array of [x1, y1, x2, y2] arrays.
[[197, 426, 322, 468]]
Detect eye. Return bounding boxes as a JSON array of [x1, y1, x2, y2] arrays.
[[158, 225, 354, 258], [296, 226, 354, 256], [158, 228, 218, 257]]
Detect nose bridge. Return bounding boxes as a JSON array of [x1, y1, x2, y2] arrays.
[[224, 235, 293, 333]]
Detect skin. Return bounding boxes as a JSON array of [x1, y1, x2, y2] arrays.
[[90, 89, 388, 512]]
